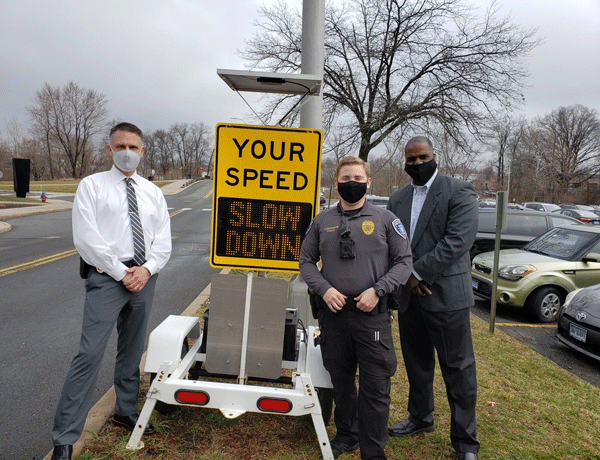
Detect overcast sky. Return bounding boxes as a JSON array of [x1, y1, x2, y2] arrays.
[[1, 0, 599, 141]]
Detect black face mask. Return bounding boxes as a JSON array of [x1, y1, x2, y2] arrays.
[[404, 159, 437, 186], [337, 180, 368, 204]]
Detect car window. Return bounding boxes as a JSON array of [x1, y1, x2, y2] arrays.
[[545, 204, 561, 212], [550, 215, 583, 227], [576, 210, 599, 218], [524, 228, 600, 260], [586, 240, 600, 255], [505, 214, 547, 236]]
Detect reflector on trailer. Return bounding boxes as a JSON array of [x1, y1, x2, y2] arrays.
[[175, 390, 210, 406], [257, 397, 293, 413]]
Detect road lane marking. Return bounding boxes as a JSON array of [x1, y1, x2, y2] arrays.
[[0, 208, 191, 277], [169, 208, 190, 218], [0, 248, 79, 277]]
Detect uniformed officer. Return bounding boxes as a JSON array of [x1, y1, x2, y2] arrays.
[[299, 157, 412, 460]]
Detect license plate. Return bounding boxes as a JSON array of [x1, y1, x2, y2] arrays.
[[570, 323, 587, 343], [472, 278, 479, 290]]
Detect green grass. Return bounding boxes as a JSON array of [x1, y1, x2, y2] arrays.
[[78, 272, 600, 459], [0, 180, 171, 197]]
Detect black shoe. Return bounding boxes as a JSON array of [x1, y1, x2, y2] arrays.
[[112, 413, 155, 435], [51, 445, 72, 460], [329, 438, 359, 458], [388, 418, 435, 437], [458, 453, 478, 460]]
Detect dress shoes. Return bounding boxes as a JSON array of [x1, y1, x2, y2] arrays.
[[329, 437, 359, 458], [112, 413, 155, 435], [388, 418, 435, 437], [51, 445, 72, 460], [458, 453, 478, 460]]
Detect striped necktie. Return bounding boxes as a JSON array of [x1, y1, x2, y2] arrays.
[[125, 178, 146, 266]]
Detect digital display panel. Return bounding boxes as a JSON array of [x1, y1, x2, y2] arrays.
[[215, 197, 313, 262]]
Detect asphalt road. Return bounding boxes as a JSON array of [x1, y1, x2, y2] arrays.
[[0, 181, 219, 460], [472, 297, 600, 388]]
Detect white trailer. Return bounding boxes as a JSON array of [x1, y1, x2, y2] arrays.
[[126, 273, 334, 459]]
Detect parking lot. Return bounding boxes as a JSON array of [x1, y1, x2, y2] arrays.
[[471, 296, 600, 389]]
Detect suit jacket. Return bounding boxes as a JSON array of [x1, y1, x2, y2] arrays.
[[387, 173, 478, 312]]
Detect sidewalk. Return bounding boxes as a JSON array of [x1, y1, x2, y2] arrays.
[[0, 179, 191, 235]]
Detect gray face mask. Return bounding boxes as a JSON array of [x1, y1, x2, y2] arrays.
[[111, 147, 141, 172]]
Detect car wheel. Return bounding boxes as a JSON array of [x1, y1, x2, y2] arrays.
[[527, 287, 564, 323]]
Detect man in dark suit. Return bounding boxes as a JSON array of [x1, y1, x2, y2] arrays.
[[386, 136, 480, 460]]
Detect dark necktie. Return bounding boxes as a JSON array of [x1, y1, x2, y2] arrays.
[[125, 178, 146, 266]]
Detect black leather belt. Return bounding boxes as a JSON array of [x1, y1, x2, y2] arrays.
[[121, 259, 139, 268], [79, 257, 143, 278]]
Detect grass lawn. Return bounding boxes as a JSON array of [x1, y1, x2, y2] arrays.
[[77, 275, 600, 460], [0, 180, 171, 197]]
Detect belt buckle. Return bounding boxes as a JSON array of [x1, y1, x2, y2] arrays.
[[96, 267, 104, 274]]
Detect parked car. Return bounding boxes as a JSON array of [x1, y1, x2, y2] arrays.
[[523, 202, 562, 213], [470, 209, 582, 259], [554, 209, 600, 225], [366, 195, 389, 207], [559, 204, 596, 211], [478, 200, 496, 208], [471, 225, 600, 322], [556, 283, 600, 362]]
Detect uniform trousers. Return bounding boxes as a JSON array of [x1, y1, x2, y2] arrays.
[[319, 309, 397, 460], [52, 270, 157, 446], [398, 298, 480, 454]]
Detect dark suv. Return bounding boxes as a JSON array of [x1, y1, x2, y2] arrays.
[[470, 209, 582, 259]]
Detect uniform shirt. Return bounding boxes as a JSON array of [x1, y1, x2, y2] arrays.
[[299, 201, 412, 298], [72, 166, 172, 281]]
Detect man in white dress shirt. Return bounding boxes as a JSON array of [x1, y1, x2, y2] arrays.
[[51, 122, 172, 460]]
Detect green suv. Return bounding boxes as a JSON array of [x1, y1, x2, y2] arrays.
[[472, 225, 600, 322]]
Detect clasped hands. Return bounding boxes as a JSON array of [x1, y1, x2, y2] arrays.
[[323, 286, 379, 313], [122, 266, 150, 293]]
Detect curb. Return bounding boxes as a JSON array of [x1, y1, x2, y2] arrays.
[[42, 269, 227, 460]]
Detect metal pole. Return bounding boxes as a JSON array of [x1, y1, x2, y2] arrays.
[[292, 0, 325, 329], [300, 0, 324, 130]]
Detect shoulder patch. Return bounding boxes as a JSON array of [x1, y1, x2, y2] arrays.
[[392, 218, 407, 239]]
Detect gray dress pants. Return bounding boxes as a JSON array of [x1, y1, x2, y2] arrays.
[[52, 270, 157, 446]]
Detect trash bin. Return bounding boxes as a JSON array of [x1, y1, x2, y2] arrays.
[[12, 158, 31, 198]]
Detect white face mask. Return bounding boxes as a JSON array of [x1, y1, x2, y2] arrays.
[[111, 147, 141, 172]]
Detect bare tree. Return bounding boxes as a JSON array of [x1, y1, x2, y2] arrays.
[[430, 128, 479, 181], [243, 0, 540, 161], [484, 115, 527, 187], [152, 130, 174, 178], [535, 105, 600, 193], [27, 81, 108, 178]]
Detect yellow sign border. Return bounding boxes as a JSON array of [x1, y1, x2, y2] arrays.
[[210, 123, 323, 272]]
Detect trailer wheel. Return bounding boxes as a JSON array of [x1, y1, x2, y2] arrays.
[[316, 387, 333, 425], [150, 338, 190, 414]]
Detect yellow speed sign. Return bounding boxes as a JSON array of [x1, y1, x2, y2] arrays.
[[211, 123, 323, 272]]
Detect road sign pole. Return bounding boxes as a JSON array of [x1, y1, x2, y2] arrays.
[[490, 191, 507, 333]]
